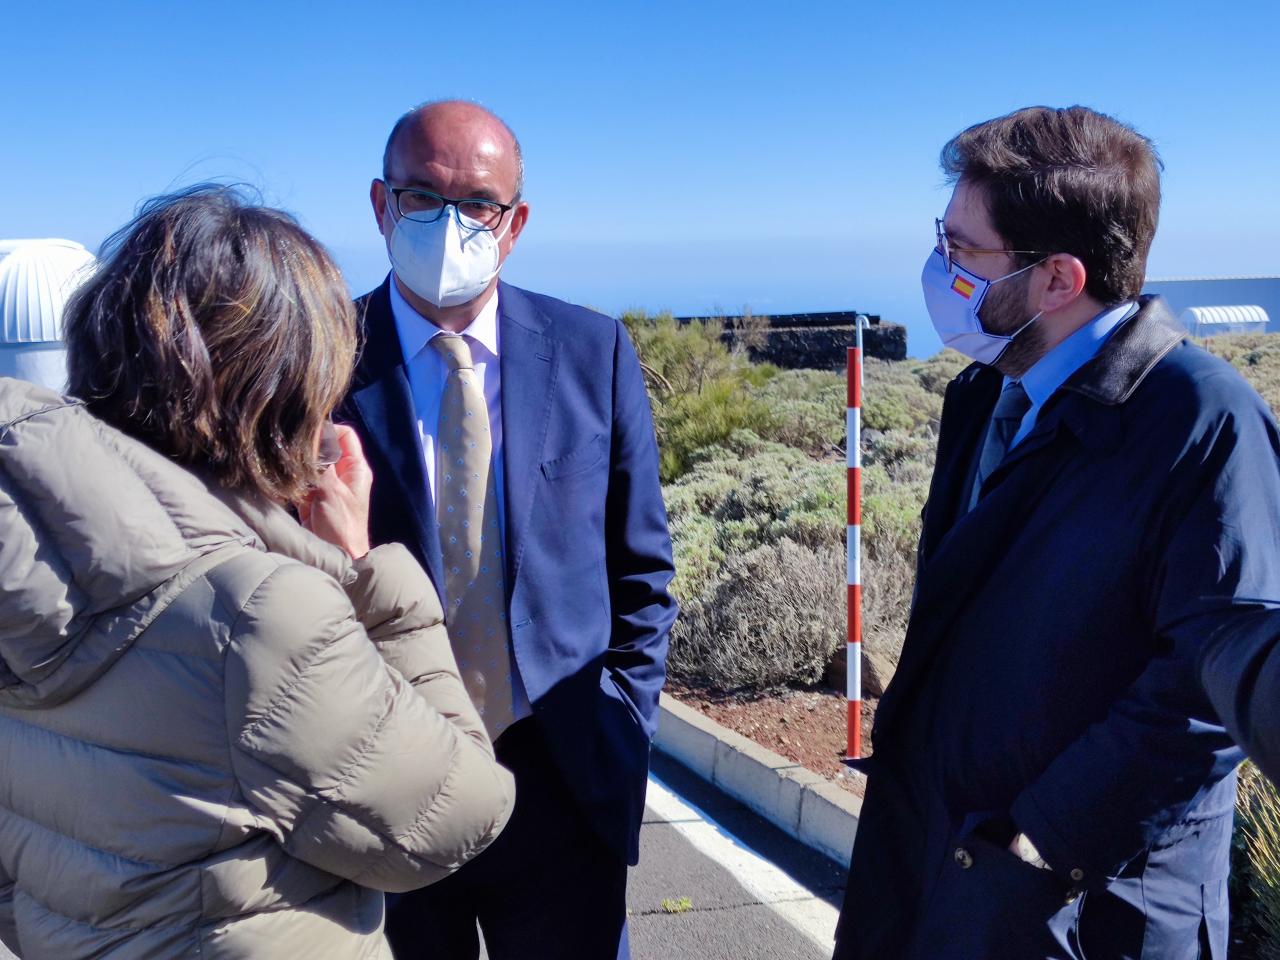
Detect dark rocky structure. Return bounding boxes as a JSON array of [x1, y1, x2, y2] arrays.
[[676, 310, 907, 368]]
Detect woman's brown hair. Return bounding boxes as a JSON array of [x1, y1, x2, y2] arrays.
[[65, 185, 357, 502]]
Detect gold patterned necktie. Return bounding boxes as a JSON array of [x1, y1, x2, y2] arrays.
[[430, 333, 515, 739]]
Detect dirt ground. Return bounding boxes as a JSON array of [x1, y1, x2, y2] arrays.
[[666, 681, 876, 798]]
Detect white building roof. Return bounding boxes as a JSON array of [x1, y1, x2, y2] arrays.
[[0, 239, 96, 344], [1180, 305, 1269, 327]]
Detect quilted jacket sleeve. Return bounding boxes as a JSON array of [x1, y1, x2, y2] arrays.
[[343, 544, 490, 754], [224, 559, 514, 893]]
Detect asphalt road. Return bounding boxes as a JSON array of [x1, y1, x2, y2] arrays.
[[626, 752, 847, 960]]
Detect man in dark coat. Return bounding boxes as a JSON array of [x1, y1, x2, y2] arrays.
[[834, 106, 1280, 960]]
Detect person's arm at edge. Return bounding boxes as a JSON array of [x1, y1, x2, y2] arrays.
[[1201, 607, 1280, 784]]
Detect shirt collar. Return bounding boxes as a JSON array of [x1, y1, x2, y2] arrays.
[[388, 275, 501, 365], [1012, 301, 1137, 408]]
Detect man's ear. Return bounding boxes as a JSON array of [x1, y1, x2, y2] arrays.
[[503, 201, 531, 255], [370, 179, 390, 234], [1036, 253, 1088, 313]]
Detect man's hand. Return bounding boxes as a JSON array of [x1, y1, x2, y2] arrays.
[[299, 424, 373, 559]]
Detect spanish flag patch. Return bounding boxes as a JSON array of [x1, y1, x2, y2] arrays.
[[951, 275, 976, 299]]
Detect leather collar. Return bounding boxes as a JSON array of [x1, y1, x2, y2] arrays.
[[1061, 295, 1184, 406]]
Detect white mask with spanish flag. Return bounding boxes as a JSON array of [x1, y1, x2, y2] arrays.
[[921, 248, 1044, 366]]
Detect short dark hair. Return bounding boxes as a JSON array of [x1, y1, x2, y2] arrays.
[[65, 184, 357, 503], [941, 105, 1162, 304], [382, 99, 525, 199]]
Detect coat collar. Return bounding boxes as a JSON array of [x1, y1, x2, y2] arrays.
[[1060, 295, 1184, 405]]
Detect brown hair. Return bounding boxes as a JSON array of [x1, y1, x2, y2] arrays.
[[941, 105, 1162, 304], [65, 185, 356, 502]]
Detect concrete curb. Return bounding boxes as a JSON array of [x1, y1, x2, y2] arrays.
[[652, 694, 863, 867]]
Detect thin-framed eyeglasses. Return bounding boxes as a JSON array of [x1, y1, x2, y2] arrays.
[[935, 218, 1048, 274], [387, 184, 516, 232]]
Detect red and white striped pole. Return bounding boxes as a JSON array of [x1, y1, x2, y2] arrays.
[[845, 319, 866, 761]]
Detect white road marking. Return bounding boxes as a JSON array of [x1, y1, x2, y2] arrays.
[[645, 775, 839, 951]]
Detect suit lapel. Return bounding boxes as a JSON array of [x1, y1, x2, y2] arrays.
[[497, 283, 557, 591], [347, 280, 445, 592]]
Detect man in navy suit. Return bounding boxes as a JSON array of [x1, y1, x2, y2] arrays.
[[339, 100, 677, 959], [834, 106, 1280, 959]]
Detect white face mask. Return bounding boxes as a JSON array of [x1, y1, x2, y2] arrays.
[[921, 248, 1043, 365], [386, 201, 512, 308]]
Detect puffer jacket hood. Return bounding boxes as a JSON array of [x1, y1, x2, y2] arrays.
[[0, 377, 514, 959], [0, 380, 253, 707]]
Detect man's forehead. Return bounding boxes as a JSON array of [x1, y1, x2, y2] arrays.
[[945, 181, 1000, 246], [390, 107, 515, 175]]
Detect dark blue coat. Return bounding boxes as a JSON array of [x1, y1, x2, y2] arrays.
[[338, 280, 677, 865], [835, 298, 1280, 960]]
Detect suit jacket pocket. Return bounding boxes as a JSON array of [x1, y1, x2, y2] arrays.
[[911, 836, 1078, 960], [540, 434, 607, 480]]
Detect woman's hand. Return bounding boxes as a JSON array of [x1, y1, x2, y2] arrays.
[[299, 424, 373, 559]]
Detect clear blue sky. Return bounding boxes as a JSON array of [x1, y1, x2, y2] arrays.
[[3, 0, 1277, 356]]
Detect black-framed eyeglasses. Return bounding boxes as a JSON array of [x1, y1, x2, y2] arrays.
[[387, 184, 516, 232], [935, 218, 1047, 274]]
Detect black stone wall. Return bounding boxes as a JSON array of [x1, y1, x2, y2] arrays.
[[676, 311, 908, 368]]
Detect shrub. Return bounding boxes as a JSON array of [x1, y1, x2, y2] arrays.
[[861, 359, 943, 433], [663, 430, 925, 688], [910, 349, 971, 397], [1233, 763, 1280, 957], [622, 309, 773, 396], [754, 369, 846, 455], [656, 380, 779, 482], [621, 310, 786, 482], [663, 434, 844, 597], [667, 538, 846, 691], [1202, 334, 1280, 417]]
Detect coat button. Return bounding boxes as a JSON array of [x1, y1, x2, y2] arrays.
[[1069, 868, 1084, 882], [954, 847, 974, 869], [1065, 889, 1080, 905]]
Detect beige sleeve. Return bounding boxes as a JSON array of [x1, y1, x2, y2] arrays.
[[344, 543, 492, 754], [224, 560, 514, 892]]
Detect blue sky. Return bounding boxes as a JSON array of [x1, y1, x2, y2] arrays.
[[3, 0, 1277, 356]]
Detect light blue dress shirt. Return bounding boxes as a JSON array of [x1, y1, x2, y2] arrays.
[[1008, 301, 1139, 448]]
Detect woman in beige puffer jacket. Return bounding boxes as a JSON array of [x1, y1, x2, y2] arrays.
[[0, 187, 515, 959]]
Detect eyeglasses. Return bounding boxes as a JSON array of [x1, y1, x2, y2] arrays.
[[387, 184, 516, 232], [935, 218, 1047, 274]]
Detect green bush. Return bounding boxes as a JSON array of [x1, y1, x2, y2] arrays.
[[621, 310, 785, 482], [861, 359, 943, 433], [656, 381, 779, 482], [621, 310, 754, 395], [663, 433, 844, 595], [752, 369, 847, 455], [910, 349, 971, 397], [1203, 334, 1280, 417]]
